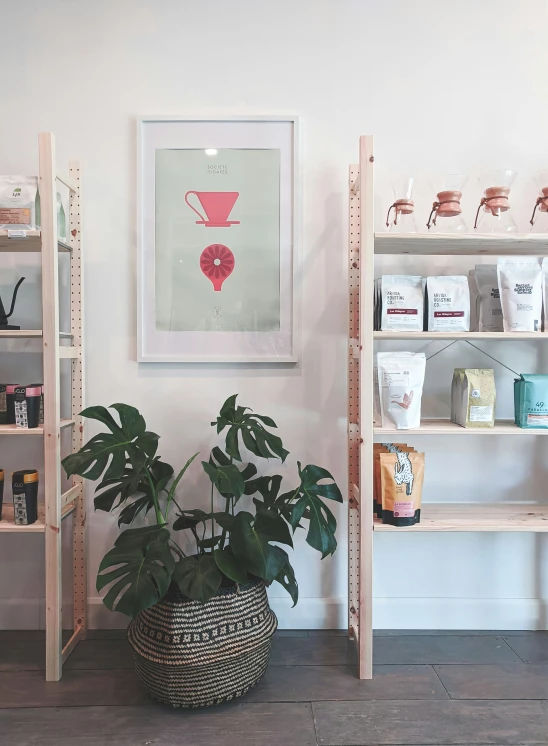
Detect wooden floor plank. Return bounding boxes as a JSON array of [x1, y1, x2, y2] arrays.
[[435, 663, 548, 700], [503, 634, 548, 663], [0, 670, 150, 708], [312, 699, 548, 745], [244, 664, 448, 702], [372, 635, 519, 665], [0, 703, 317, 745]]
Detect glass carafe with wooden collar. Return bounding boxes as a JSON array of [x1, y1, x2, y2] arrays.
[[386, 177, 418, 233], [530, 170, 548, 233], [474, 169, 518, 233], [426, 174, 467, 233]]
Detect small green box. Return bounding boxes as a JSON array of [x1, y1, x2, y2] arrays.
[[514, 374, 548, 429]]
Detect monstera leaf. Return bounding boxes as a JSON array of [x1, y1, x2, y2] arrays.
[[174, 555, 222, 603], [230, 511, 290, 582], [62, 404, 159, 483], [212, 394, 289, 463], [96, 525, 174, 617], [275, 559, 299, 607], [202, 460, 245, 500], [288, 463, 343, 558], [213, 546, 248, 584]]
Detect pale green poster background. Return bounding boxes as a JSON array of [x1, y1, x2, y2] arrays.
[[155, 148, 280, 332]]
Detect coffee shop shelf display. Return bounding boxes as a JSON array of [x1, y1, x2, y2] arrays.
[[62, 395, 342, 708]]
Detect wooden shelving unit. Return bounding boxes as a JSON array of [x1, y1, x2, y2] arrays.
[[347, 135, 548, 680], [0, 133, 86, 681]]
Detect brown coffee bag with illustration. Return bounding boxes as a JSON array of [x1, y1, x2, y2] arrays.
[[374, 443, 415, 519], [380, 451, 425, 527]]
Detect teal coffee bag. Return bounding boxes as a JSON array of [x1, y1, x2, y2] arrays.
[[514, 374, 548, 428]]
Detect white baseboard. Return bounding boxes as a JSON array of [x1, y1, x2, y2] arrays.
[[2, 596, 547, 630]]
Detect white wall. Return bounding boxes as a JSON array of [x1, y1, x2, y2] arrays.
[[1, 0, 548, 630]]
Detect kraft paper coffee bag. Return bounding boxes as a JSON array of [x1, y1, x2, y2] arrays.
[[380, 451, 425, 527]]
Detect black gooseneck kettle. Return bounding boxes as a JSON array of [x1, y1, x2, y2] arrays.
[[0, 277, 25, 330]]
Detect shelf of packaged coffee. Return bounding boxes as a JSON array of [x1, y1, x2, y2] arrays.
[[0, 420, 74, 435], [374, 419, 547, 435], [0, 231, 71, 252], [373, 331, 548, 340], [374, 232, 548, 256], [374, 504, 548, 532]]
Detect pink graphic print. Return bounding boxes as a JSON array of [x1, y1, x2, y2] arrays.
[[200, 244, 235, 291], [184, 191, 240, 227]]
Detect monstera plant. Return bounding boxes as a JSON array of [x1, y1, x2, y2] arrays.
[[62, 395, 343, 617]]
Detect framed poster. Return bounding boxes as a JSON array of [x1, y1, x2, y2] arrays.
[[137, 116, 299, 362]]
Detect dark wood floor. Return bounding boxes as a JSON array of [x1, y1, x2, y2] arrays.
[[2, 629, 548, 745]]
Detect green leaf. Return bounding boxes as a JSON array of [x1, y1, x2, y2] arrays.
[[230, 513, 288, 582], [213, 547, 248, 584], [211, 446, 230, 466], [96, 526, 173, 617], [275, 560, 299, 606], [254, 509, 293, 547], [212, 395, 289, 464], [62, 404, 158, 484], [94, 468, 142, 513], [173, 509, 210, 531], [211, 512, 236, 531], [197, 535, 222, 550], [299, 464, 343, 502], [173, 555, 222, 604], [202, 461, 245, 500], [110, 403, 146, 438], [244, 475, 283, 506], [117, 496, 154, 526]]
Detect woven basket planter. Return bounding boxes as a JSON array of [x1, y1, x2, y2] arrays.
[[127, 579, 277, 708]]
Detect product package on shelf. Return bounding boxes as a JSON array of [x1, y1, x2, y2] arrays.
[[451, 368, 496, 428], [0, 385, 6, 424], [0, 469, 3, 520], [14, 385, 41, 429], [426, 275, 470, 332], [374, 442, 415, 519], [379, 450, 425, 527], [514, 374, 548, 428], [12, 469, 39, 526], [497, 258, 542, 332], [380, 275, 424, 332], [0, 176, 39, 231], [376, 352, 426, 429], [475, 265, 503, 332]]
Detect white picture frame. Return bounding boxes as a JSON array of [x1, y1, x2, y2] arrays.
[[137, 115, 300, 363]]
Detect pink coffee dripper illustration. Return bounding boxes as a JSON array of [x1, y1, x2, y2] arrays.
[[200, 244, 235, 291], [185, 191, 240, 227]]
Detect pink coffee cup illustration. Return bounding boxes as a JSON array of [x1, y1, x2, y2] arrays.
[[200, 244, 235, 291], [185, 191, 240, 227]]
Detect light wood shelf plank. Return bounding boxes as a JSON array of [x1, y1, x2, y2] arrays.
[[0, 419, 74, 436], [375, 232, 548, 256], [0, 231, 71, 253], [0, 330, 73, 339], [374, 503, 548, 532], [0, 505, 45, 533], [374, 331, 548, 341], [374, 419, 547, 436]]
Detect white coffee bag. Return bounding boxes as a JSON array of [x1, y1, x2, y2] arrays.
[[0, 176, 38, 231], [377, 352, 426, 430], [381, 275, 424, 332], [426, 276, 470, 332], [497, 258, 542, 332], [475, 264, 503, 332]]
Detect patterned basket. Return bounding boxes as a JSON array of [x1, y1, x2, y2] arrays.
[[127, 579, 277, 708]]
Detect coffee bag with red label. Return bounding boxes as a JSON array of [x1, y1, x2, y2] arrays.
[[381, 275, 424, 332], [426, 275, 470, 332]]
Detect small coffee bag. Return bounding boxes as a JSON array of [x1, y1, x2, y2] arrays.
[[475, 264, 503, 332], [380, 451, 425, 527], [497, 258, 542, 332], [381, 275, 424, 332], [426, 276, 470, 332]]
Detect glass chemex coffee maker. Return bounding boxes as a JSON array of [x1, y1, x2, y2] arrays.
[[529, 169, 548, 233], [426, 174, 467, 232], [474, 169, 518, 233], [386, 177, 418, 233]]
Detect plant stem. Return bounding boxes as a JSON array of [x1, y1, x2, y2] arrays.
[[220, 495, 231, 550], [169, 537, 187, 559], [210, 482, 215, 539], [144, 468, 164, 525]]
